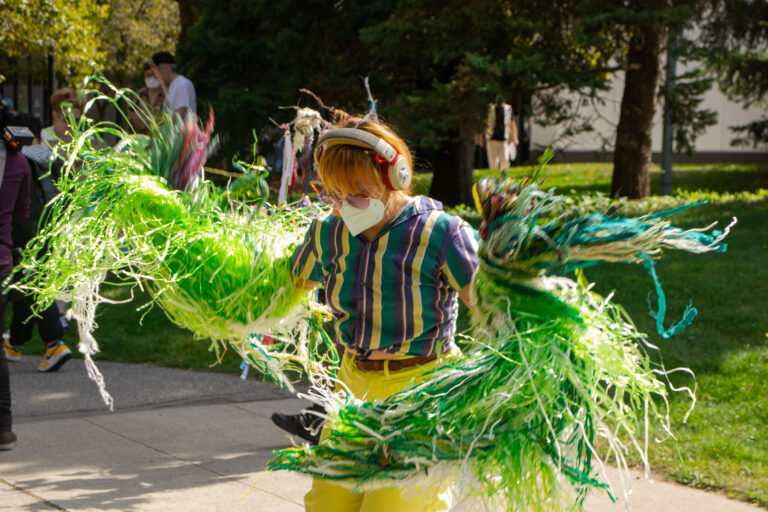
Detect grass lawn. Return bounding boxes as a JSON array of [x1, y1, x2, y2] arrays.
[[587, 200, 768, 507], [5, 161, 767, 507]]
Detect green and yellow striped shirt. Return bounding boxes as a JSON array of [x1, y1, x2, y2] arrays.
[[291, 196, 479, 358]]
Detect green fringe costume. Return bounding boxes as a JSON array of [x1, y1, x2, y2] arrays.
[[12, 83, 733, 509], [267, 155, 733, 510]]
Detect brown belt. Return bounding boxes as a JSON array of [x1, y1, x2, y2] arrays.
[[353, 354, 438, 372]]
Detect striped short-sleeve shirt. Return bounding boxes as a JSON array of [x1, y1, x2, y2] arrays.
[[291, 196, 479, 358]]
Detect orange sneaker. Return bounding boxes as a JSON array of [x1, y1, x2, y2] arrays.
[[3, 334, 22, 362], [38, 341, 72, 372]]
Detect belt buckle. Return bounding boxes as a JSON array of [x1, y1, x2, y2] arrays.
[[353, 355, 380, 372]]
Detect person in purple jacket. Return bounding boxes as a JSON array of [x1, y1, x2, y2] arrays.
[[0, 109, 31, 450]]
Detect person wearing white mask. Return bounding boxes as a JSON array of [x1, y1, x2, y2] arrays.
[[289, 118, 479, 512], [141, 62, 166, 115], [127, 63, 167, 134], [149, 51, 197, 119]]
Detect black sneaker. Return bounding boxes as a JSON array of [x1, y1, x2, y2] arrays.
[[0, 430, 17, 450], [271, 403, 324, 445]]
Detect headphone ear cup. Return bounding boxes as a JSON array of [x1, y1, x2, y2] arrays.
[[385, 155, 412, 190]]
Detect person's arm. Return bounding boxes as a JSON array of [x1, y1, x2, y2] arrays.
[[290, 218, 325, 290], [174, 106, 190, 119], [458, 283, 473, 309], [171, 79, 196, 119], [443, 220, 480, 308], [295, 277, 321, 290], [510, 118, 519, 146]]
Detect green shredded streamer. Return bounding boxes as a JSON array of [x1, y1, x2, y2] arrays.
[[267, 151, 734, 510], [12, 78, 338, 406]]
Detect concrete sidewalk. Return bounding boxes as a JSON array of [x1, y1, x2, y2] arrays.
[[0, 356, 763, 512]]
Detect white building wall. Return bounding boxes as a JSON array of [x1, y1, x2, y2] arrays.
[[531, 70, 767, 157]]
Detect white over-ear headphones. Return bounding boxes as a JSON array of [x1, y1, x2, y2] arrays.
[[314, 128, 412, 191]]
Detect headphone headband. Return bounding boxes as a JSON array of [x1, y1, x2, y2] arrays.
[[314, 127, 412, 191], [315, 128, 396, 161]]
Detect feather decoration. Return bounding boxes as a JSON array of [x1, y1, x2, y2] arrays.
[[292, 108, 322, 154], [278, 127, 294, 204]]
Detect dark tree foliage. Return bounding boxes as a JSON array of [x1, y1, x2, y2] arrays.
[[177, 0, 766, 203], [178, 0, 618, 205], [699, 0, 768, 105], [355, 0, 619, 205], [176, 0, 393, 166]]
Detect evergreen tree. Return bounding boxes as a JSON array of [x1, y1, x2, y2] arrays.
[[177, 0, 765, 203], [359, 0, 623, 205], [176, 0, 392, 164]]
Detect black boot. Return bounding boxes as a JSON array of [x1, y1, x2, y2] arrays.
[[271, 402, 325, 445]]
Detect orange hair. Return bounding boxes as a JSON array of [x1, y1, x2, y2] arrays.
[[50, 88, 79, 113], [317, 118, 413, 198]]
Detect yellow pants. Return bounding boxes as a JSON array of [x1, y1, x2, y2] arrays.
[[304, 351, 455, 512]]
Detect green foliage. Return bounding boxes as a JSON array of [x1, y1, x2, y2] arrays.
[[698, 0, 768, 107], [662, 65, 718, 155], [177, 0, 391, 164], [179, 0, 629, 202], [0, 0, 179, 86], [730, 116, 768, 149], [98, 0, 180, 86], [177, 0, 764, 204], [359, 0, 618, 143], [0, 0, 107, 82], [696, 0, 768, 148]]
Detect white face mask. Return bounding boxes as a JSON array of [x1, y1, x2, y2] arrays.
[[145, 76, 161, 89], [338, 195, 387, 236]]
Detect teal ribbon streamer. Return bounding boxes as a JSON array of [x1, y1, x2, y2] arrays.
[[643, 259, 698, 338]]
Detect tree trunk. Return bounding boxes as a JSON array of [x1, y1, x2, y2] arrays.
[[428, 127, 475, 207], [174, 0, 202, 45], [611, 25, 665, 199]]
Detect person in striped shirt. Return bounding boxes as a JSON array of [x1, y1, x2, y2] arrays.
[[291, 118, 479, 512]]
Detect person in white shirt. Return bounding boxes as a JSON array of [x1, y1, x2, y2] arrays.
[[149, 51, 197, 119]]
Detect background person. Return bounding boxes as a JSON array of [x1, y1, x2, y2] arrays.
[[41, 88, 81, 151], [483, 101, 518, 169], [0, 108, 32, 450], [290, 119, 479, 511], [126, 62, 166, 134], [4, 113, 72, 373], [149, 51, 197, 119]]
